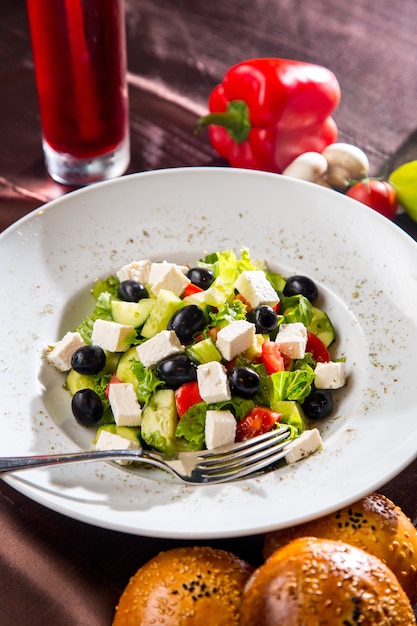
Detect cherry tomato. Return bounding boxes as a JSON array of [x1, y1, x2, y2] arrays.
[[236, 406, 282, 442], [261, 341, 286, 374], [175, 381, 203, 416], [346, 179, 398, 220], [306, 332, 331, 362]]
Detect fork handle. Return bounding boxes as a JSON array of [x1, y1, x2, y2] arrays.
[[0, 449, 143, 473]]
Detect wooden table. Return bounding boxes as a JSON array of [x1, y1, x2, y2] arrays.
[[1, 0, 417, 622]]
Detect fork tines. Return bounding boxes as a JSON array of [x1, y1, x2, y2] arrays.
[[195, 426, 291, 481]]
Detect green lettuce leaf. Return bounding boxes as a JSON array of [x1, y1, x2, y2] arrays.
[[91, 275, 119, 299], [130, 361, 165, 405], [265, 270, 286, 294], [208, 298, 247, 328], [175, 402, 207, 450], [270, 370, 315, 404], [281, 294, 313, 326], [75, 291, 114, 343], [212, 396, 255, 421]]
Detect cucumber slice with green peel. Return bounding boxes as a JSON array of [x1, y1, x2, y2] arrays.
[[116, 346, 140, 390], [140, 388, 178, 455], [140, 289, 184, 339], [307, 306, 335, 348], [66, 369, 96, 395], [111, 298, 155, 327], [95, 423, 141, 444], [186, 337, 222, 364], [103, 350, 120, 373], [270, 400, 309, 434]]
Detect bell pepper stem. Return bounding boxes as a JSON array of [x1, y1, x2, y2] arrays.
[[196, 100, 251, 143]]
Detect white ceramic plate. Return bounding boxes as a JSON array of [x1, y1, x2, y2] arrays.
[[1, 167, 417, 539]]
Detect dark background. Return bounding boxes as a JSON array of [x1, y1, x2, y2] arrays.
[[1, 1, 417, 623]]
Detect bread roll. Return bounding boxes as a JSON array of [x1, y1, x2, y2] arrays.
[[112, 545, 254, 625], [241, 536, 416, 625], [263, 492, 417, 603]]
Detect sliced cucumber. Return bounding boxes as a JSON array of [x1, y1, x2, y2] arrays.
[[140, 289, 184, 339], [111, 298, 155, 327], [103, 350, 120, 374], [65, 369, 96, 395], [95, 423, 141, 443], [270, 400, 309, 434], [116, 346, 140, 391], [307, 306, 335, 348], [186, 337, 222, 364], [140, 388, 178, 455]]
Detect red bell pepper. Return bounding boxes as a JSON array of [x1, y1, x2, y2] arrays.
[[197, 58, 341, 173]]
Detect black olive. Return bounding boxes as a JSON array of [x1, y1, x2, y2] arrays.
[[71, 345, 106, 374], [187, 267, 215, 290], [71, 389, 103, 426], [168, 305, 206, 343], [156, 354, 198, 388], [284, 275, 319, 303], [227, 366, 261, 398], [247, 305, 278, 334], [118, 279, 148, 302], [302, 389, 333, 420]]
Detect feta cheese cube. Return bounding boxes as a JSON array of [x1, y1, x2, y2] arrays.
[[205, 410, 237, 450], [275, 322, 307, 359], [95, 429, 140, 465], [216, 320, 255, 361], [116, 259, 151, 284], [197, 361, 231, 403], [91, 319, 134, 352], [136, 329, 184, 367], [148, 261, 191, 297], [234, 270, 279, 309], [314, 361, 347, 389], [45, 331, 86, 371], [108, 383, 142, 426], [285, 428, 323, 464]]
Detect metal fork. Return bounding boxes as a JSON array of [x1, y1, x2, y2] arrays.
[[0, 425, 292, 484]]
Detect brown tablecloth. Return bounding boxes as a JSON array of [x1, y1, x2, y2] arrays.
[[1, 0, 417, 622]]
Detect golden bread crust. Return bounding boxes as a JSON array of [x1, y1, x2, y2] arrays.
[[263, 492, 417, 603], [241, 536, 416, 625], [113, 545, 254, 625]]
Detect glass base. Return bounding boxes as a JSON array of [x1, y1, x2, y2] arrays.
[[43, 135, 130, 186]]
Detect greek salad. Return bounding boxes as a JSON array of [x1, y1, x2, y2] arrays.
[[45, 248, 347, 464]]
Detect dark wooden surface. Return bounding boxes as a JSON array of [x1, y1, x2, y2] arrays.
[[2, 0, 417, 623]]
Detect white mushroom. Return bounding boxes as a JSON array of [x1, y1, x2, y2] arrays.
[[322, 143, 369, 191], [282, 152, 328, 184]]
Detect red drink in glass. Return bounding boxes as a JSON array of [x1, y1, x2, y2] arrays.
[[26, 0, 130, 185]]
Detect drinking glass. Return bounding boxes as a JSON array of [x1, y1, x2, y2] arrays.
[[26, 0, 130, 186]]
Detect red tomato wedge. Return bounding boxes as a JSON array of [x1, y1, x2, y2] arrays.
[[261, 341, 285, 374], [104, 374, 122, 398], [306, 332, 331, 362], [183, 283, 204, 298], [236, 406, 282, 442], [175, 381, 203, 417]]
